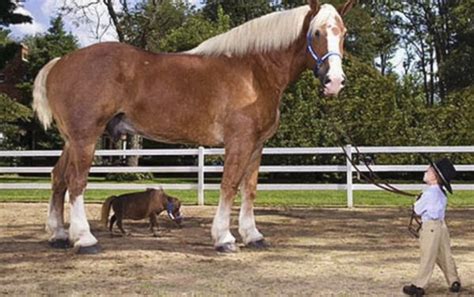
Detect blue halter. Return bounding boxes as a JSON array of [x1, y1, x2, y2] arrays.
[[167, 202, 182, 221], [306, 31, 342, 77]]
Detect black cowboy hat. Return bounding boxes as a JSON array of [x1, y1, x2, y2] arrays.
[[424, 156, 457, 194]]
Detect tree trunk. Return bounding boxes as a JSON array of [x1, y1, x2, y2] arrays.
[[103, 0, 125, 42], [126, 134, 141, 167]]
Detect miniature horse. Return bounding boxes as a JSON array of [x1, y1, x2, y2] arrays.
[[33, 0, 355, 253], [101, 188, 182, 237]]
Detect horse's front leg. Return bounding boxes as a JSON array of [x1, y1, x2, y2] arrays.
[[238, 146, 267, 248], [149, 213, 159, 237], [212, 137, 258, 253]]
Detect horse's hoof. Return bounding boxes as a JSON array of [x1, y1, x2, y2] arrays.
[[215, 243, 238, 253], [75, 244, 101, 255], [246, 239, 269, 249], [48, 239, 71, 249]]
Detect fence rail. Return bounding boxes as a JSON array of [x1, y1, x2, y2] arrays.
[[1, 146, 473, 207]]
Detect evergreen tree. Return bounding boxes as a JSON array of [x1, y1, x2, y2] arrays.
[[0, 0, 32, 26], [0, 93, 32, 150], [26, 16, 79, 76]]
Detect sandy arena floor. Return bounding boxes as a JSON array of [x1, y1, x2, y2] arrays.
[[0, 203, 473, 296]]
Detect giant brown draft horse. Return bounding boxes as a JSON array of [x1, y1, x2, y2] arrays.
[[33, 0, 355, 253]]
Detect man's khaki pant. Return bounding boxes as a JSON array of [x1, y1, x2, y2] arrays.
[[413, 220, 460, 288]]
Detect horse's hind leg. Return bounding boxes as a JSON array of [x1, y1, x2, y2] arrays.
[[238, 147, 267, 248], [109, 214, 117, 233], [46, 145, 70, 248], [116, 217, 127, 236], [65, 141, 100, 253]]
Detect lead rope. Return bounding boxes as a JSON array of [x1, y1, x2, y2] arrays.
[[408, 193, 423, 238], [322, 103, 417, 198]]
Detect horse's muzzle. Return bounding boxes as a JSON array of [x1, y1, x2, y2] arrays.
[[323, 74, 345, 96]]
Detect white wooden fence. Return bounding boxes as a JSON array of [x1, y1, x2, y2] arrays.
[[1, 146, 473, 207]]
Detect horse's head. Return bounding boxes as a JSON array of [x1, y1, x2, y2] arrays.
[[306, 0, 356, 96], [165, 195, 183, 226]]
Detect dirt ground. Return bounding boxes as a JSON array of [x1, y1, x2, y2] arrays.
[[0, 203, 473, 296]]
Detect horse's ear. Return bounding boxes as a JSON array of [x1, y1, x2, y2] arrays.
[[308, 0, 320, 12], [338, 0, 357, 17]]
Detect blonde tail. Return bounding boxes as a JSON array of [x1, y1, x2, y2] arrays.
[[101, 196, 117, 228], [32, 57, 61, 130]]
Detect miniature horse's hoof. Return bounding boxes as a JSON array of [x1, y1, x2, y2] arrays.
[[48, 239, 71, 249], [246, 239, 269, 250], [75, 244, 101, 255], [215, 243, 238, 253]]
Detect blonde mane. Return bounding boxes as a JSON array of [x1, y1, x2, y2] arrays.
[[187, 5, 313, 57]]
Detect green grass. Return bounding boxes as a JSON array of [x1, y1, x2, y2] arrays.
[[1, 175, 472, 207], [0, 188, 472, 207]]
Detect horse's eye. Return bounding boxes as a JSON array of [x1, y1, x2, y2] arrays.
[[315, 30, 320, 37]]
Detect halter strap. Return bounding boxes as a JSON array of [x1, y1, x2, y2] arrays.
[[306, 31, 342, 76], [166, 201, 183, 221]]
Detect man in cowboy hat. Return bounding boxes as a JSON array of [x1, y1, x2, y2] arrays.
[[403, 158, 461, 296]]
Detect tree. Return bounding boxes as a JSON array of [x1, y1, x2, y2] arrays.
[[391, 1, 473, 104], [0, 0, 32, 70], [438, 0, 474, 93], [26, 16, 79, 75], [19, 16, 79, 150], [0, 93, 32, 150], [1, 14, 31, 153], [356, 0, 399, 75], [0, 0, 32, 26], [202, 0, 273, 26], [120, 0, 190, 50], [0, 28, 18, 69], [157, 6, 230, 52], [267, 53, 469, 161]]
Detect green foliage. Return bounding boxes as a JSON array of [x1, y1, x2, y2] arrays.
[[356, 1, 399, 73], [157, 6, 231, 52], [0, 0, 32, 26], [12, 16, 80, 151], [268, 55, 473, 167], [435, 87, 474, 147], [119, 1, 232, 53], [202, 0, 273, 26], [0, 93, 32, 149], [25, 16, 79, 76], [120, 0, 190, 49], [0, 42, 18, 69], [438, 0, 474, 92], [0, 28, 18, 69]]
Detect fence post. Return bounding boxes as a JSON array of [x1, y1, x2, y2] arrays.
[[345, 144, 353, 208], [198, 146, 205, 206]]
